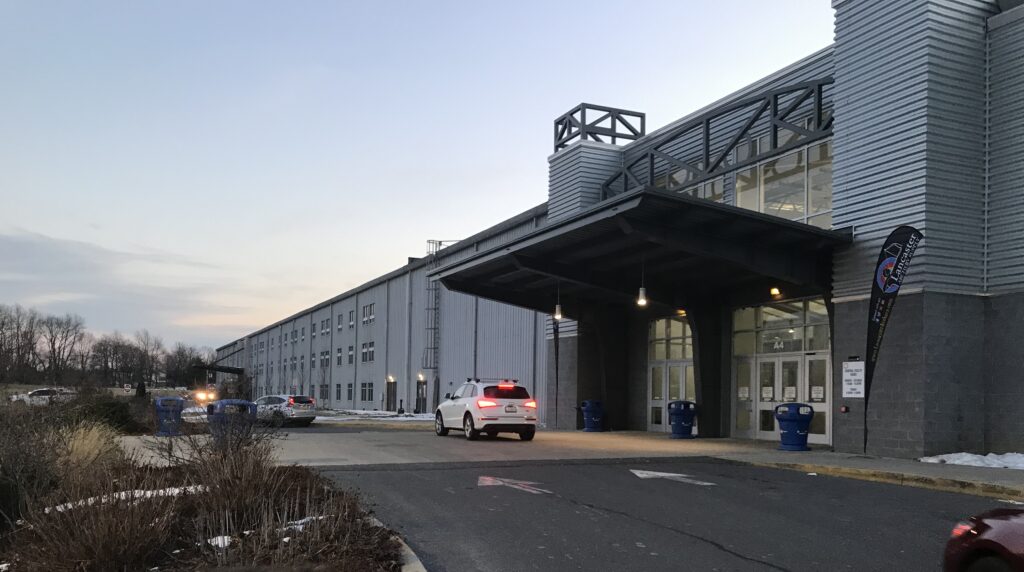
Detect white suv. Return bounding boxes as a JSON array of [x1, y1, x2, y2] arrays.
[[434, 380, 537, 441], [254, 394, 316, 427]]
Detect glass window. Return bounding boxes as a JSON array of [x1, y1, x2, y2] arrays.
[[758, 328, 803, 353], [649, 341, 666, 360], [668, 366, 682, 400], [806, 300, 828, 323], [761, 149, 805, 221], [807, 212, 832, 229], [733, 307, 756, 331], [808, 359, 828, 404], [733, 332, 755, 356], [781, 360, 799, 402], [650, 366, 664, 400], [808, 141, 832, 216], [685, 365, 696, 401], [758, 303, 803, 328], [651, 406, 663, 425], [703, 178, 724, 203], [806, 324, 830, 351], [667, 338, 691, 360], [735, 166, 759, 211]]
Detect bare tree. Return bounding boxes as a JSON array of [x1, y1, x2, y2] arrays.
[[134, 330, 165, 385], [40, 313, 85, 384]]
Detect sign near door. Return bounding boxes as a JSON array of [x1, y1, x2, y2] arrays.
[[842, 361, 865, 398]]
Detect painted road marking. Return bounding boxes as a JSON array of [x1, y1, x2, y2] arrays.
[[630, 469, 716, 486], [477, 476, 552, 495]]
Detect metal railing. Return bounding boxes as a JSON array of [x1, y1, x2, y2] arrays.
[[553, 103, 646, 152]]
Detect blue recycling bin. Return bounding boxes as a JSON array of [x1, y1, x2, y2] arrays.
[[207, 399, 257, 447], [580, 400, 604, 432], [154, 396, 185, 437], [668, 401, 697, 439], [775, 403, 814, 451]]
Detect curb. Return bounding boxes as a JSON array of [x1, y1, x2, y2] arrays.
[[369, 517, 427, 572], [740, 460, 1024, 501]]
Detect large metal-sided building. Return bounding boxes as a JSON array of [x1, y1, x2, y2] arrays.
[[218, 0, 1024, 458]]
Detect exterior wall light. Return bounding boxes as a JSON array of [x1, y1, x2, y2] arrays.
[[637, 287, 648, 307], [554, 304, 563, 321], [387, 375, 395, 383], [769, 287, 782, 297], [676, 309, 687, 317], [417, 372, 425, 381]]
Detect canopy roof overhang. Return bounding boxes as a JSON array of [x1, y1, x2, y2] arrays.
[[433, 189, 852, 319]]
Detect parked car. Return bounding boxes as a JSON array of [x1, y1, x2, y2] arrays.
[[944, 508, 1024, 572], [8, 387, 76, 407], [434, 379, 537, 441], [255, 395, 316, 427]]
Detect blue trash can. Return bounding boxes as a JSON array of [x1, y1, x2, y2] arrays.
[[668, 401, 697, 439], [580, 400, 604, 432], [774, 403, 814, 451], [154, 396, 185, 437], [207, 399, 257, 447]]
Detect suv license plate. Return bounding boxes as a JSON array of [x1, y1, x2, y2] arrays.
[[505, 405, 517, 413]]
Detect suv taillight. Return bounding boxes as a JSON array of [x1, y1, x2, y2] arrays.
[[523, 400, 537, 409], [288, 397, 295, 406], [477, 399, 499, 408]]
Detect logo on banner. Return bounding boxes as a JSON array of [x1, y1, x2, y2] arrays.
[[875, 257, 899, 294]]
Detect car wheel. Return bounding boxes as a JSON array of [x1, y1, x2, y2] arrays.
[[967, 556, 1012, 572], [519, 428, 536, 441], [434, 413, 449, 436], [271, 412, 285, 428], [463, 414, 479, 441]]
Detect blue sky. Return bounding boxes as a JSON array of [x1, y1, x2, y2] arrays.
[[0, 1, 835, 348]]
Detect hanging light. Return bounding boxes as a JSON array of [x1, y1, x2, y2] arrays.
[[769, 287, 782, 297], [553, 281, 563, 321], [637, 259, 648, 307]]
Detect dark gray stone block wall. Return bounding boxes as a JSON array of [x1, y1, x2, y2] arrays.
[[544, 335, 581, 430], [984, 292, 1024, 452], [833, 291, 990, 458]]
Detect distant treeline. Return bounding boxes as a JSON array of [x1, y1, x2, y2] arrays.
[[0, 304, 215, 388]]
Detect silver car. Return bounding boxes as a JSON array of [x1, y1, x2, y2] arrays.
[[254, 394, 316, 427]]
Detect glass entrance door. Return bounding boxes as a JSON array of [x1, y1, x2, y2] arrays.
[[648, 361, 694, 432], [750, 354, 830, 443]]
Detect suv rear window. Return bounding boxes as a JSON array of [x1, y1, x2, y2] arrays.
[[290, 396, 314, 404], [483, 386, 530, 399]]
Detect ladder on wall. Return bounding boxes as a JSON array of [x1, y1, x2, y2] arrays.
[[422, 239, 457, 409]]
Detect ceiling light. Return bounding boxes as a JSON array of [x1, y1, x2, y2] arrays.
[[637, 287, 648, 307], [769, 287, 781, 297], [554, 304, 563, 321]]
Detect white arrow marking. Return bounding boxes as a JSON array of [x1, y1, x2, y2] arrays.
[[630, 469, 716, 486], [478, 476, 552, 495]]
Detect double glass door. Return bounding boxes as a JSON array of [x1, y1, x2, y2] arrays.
[[648, 361, 695, 432], [734, 353, 830, 444]]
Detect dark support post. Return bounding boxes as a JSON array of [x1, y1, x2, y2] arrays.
[[688, 300, 727, 437], [553, 318, 560, 429]]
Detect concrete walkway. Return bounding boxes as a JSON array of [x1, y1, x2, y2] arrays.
[[122, 425, 1024, 500]]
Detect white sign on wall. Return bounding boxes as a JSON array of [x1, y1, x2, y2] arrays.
[[842, 361, 866, 398]]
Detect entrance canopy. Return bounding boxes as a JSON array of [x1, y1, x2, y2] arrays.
[[434, 190, 851, 318]]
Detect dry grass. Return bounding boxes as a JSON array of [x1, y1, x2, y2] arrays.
[[0, 403, 401, 571]]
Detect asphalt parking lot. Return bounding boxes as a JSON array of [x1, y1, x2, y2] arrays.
[[324, 454, 994, 572]]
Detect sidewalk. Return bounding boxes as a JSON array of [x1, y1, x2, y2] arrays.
[[714, 448, 1024, 501]]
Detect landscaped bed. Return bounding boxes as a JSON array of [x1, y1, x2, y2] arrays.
[[0, 393, 401, 571]]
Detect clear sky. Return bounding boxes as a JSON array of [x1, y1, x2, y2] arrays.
[[0, 1, 835, 348]]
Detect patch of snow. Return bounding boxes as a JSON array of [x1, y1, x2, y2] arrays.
[[1, 562, 10, 571], [920, 452, 1024, 470], [1000, 499, 1024, 505], [46, 485, 209, 513], [207, 536, 232, 549], [280, 515, 331, 533]]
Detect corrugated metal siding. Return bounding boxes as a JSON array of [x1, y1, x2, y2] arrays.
[[407, 266, 428, 408], [547, 141, 623, 221], [439, 285, 476, 390], [987, 7, 1024, 291], [923, 0, 993, 292], [476, 299, 537, 384], [832, 0, 934, 298], [832, 0, 996, 298]]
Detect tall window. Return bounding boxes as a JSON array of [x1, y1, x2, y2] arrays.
[[338, 314, 344, 330], [361, 343, 368, 363], [734, 140, 832, 228], [337, 348, 344, 366], [732, 299, 829, 357], [348, 346, 354, 364], [347, 383, 353, 400], [349, 310, 355, 328], [310, 352, 316, 369], [367, 341, 375, 362], [362, 303, 376, 324], [335, 383, 342, 400], [360, 382, 374, 402], [649, 317, 693, 361]]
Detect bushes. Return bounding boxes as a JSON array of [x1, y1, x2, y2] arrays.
[[0, 412, 402, 571]]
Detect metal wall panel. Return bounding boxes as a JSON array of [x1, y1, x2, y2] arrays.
[[475, 299, 538, 385], [832, 0, 996, 298], [385, 273, 410, 409], [987, 7, 1024, 291], [438, 285, 477, 395], [548, 141, 623, 221]]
